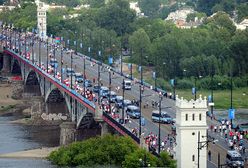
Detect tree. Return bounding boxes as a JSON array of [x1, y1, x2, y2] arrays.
[[129, 28, 151, 64], [138, 0, 161, 17], [96, 0, 136, 35], [237, 3, 248, 22]]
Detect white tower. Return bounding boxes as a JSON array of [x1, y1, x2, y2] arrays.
[[175, 95, 208, 168], [37, 0, 47, 40]]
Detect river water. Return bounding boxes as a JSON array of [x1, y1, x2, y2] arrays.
[[0, 113, 59, 168]]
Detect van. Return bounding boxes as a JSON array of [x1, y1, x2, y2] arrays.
[[123, 80, 131, 90], [226, 150, 244, 168], [151, 110, 173, 124], [126, 105, 140, 119]]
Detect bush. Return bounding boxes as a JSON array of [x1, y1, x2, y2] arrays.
[[176, 78, 193, 89]]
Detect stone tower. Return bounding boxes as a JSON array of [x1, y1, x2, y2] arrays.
[[175, 95, 208, 168], [37, 0, 47, 40]]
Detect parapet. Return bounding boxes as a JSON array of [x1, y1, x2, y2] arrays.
[[176, 95, 207, 109]]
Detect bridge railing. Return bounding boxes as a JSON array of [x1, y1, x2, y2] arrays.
[[102, 111, 140, 144], [5, 48, 96, 110]]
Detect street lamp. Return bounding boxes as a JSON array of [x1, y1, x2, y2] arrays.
[[97, 50, 101, 105], [197, 131, 217, 168], [194, 75, 203, 101], [139, 48, 144, 138], [122, 79, 125, 124], [46, 38, 49, 72], [60, 36, 64, 82], [108, 68, 112, 114]]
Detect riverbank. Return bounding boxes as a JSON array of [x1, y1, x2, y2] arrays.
[[0, 147, 58, 159]]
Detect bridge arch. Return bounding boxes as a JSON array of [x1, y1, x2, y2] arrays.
[[24, 70, 41, 96], [45, 85, 70, 117], [11, 59, 22, 75]]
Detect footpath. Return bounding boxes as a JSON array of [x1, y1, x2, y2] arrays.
[[0, 147, 58, 159]]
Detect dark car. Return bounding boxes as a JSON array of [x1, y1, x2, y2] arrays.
[[93, 85, 101, 93]]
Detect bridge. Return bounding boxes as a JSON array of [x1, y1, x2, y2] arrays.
[[0, 28, 141, 145], [1, 27, 247, 168]]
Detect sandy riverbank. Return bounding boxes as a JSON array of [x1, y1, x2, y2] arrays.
[[0, 147, 58, 159]]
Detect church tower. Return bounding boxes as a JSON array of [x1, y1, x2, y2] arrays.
[[37, 0, 47, 40], [175, 95, 208, 168]]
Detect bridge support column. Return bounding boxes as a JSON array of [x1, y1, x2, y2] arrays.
[[2, 53, 11, 75], [60, 121, 76, 145], [100, 121, 110, 136]]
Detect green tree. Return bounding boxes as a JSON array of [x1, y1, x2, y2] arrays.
[[96, 0, 136, 35], [237, 3, 248, 22], [129, 28, 151, 64], [138, 0, 161, 17]]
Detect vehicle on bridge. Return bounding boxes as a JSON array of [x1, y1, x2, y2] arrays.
[[99, 86, 109, 98], [226, 150, 244, 168], [123, 80, 132, 90], [126, 105, 141, 119], [106, 91, 117, 103], [50, 58, 58, 68], [75, 73, 84, 83], [83, 79, 92, 87], [151, 110, 173, 124], [66, 68, 75, 77], [93, 85, 100, 93]]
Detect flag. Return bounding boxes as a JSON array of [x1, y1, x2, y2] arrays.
[[98, 51, 101, 56], [80, 43, 83, 48], [170, 79, 175, 86], [88, 47, 91, 52], [74, 41, 77, 46], [152, 72, 156, 79]]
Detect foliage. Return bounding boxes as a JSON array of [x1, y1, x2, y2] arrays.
[[48, 134, 176, 167], [43, 0, 81, 7], [0, 2, 37, 30]]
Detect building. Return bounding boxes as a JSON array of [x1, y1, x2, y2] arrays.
[[36, 0, 47, 40], [175, 95, 208, 168], [236, 19, 248, 30]]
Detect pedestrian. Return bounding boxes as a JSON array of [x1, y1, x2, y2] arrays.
[[208, 151, 211, 161]]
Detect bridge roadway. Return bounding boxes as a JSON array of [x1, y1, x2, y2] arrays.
[[4, 31, 248, 167]]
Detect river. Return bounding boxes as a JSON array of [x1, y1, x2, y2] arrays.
[[0, 113, 59, 168]]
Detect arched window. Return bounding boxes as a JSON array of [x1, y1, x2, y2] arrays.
[[185, 114, 188, 121], [192, 114, 195, 121], [192, 155, 195, 161], [199, 113, 202, 121]]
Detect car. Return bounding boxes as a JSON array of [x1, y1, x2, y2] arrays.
[[115, 96, 123, 107], [99, 86, 109, 98], [106, 91, 117, 103], [75, 73, 84, 83], [151, 110, 173, 124], [84, 79, 92, 87], [226, 150, 244, 168], [93, 85, 101, 93], [66, 68, 75, 77], [50, 58, 58, 68], [117, 99, 132, 109], [126, 105, 140, 119]]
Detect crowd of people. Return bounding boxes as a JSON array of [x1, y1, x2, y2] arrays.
[[210, 119, 248, 155]]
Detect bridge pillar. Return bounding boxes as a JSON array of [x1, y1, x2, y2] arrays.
[[100, 121, 110, 136], [2, 53, 11, 75], [60, 121, 76, 145]]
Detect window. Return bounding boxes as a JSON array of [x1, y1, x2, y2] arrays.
[[199, 114, 202, 121], [185, 114, 188, 121], [192, 114, 195, 121], [192, 155, 195, 161]]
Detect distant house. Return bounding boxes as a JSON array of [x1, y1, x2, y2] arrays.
[[165, 8, 203, 29], [236, 19, 248, 30], [0, 5, 15, 12], [129, 2, 144, 17]]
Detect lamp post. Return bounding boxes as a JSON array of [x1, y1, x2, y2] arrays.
[[139, 48, 143, 138], [194, 75, 203, 101], [158, 94, 162, 154], [108, 68, 112, 114], [197, 131, 217, 168], [24, 29, 27, 58], [230, 70, 233, 128], [97, 50, 101, 105], [130, 47, 133, 80], [60, 36, 64, 82], [31, 30, 34, 64], [18, 29, 21, 54], [46, 38, 49, 72], [122, 78, 125, 124]]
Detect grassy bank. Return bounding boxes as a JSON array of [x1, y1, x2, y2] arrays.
[[176, 88, 247, 109], [0, 104, 16, 112], [125, 65, 248, 109]]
